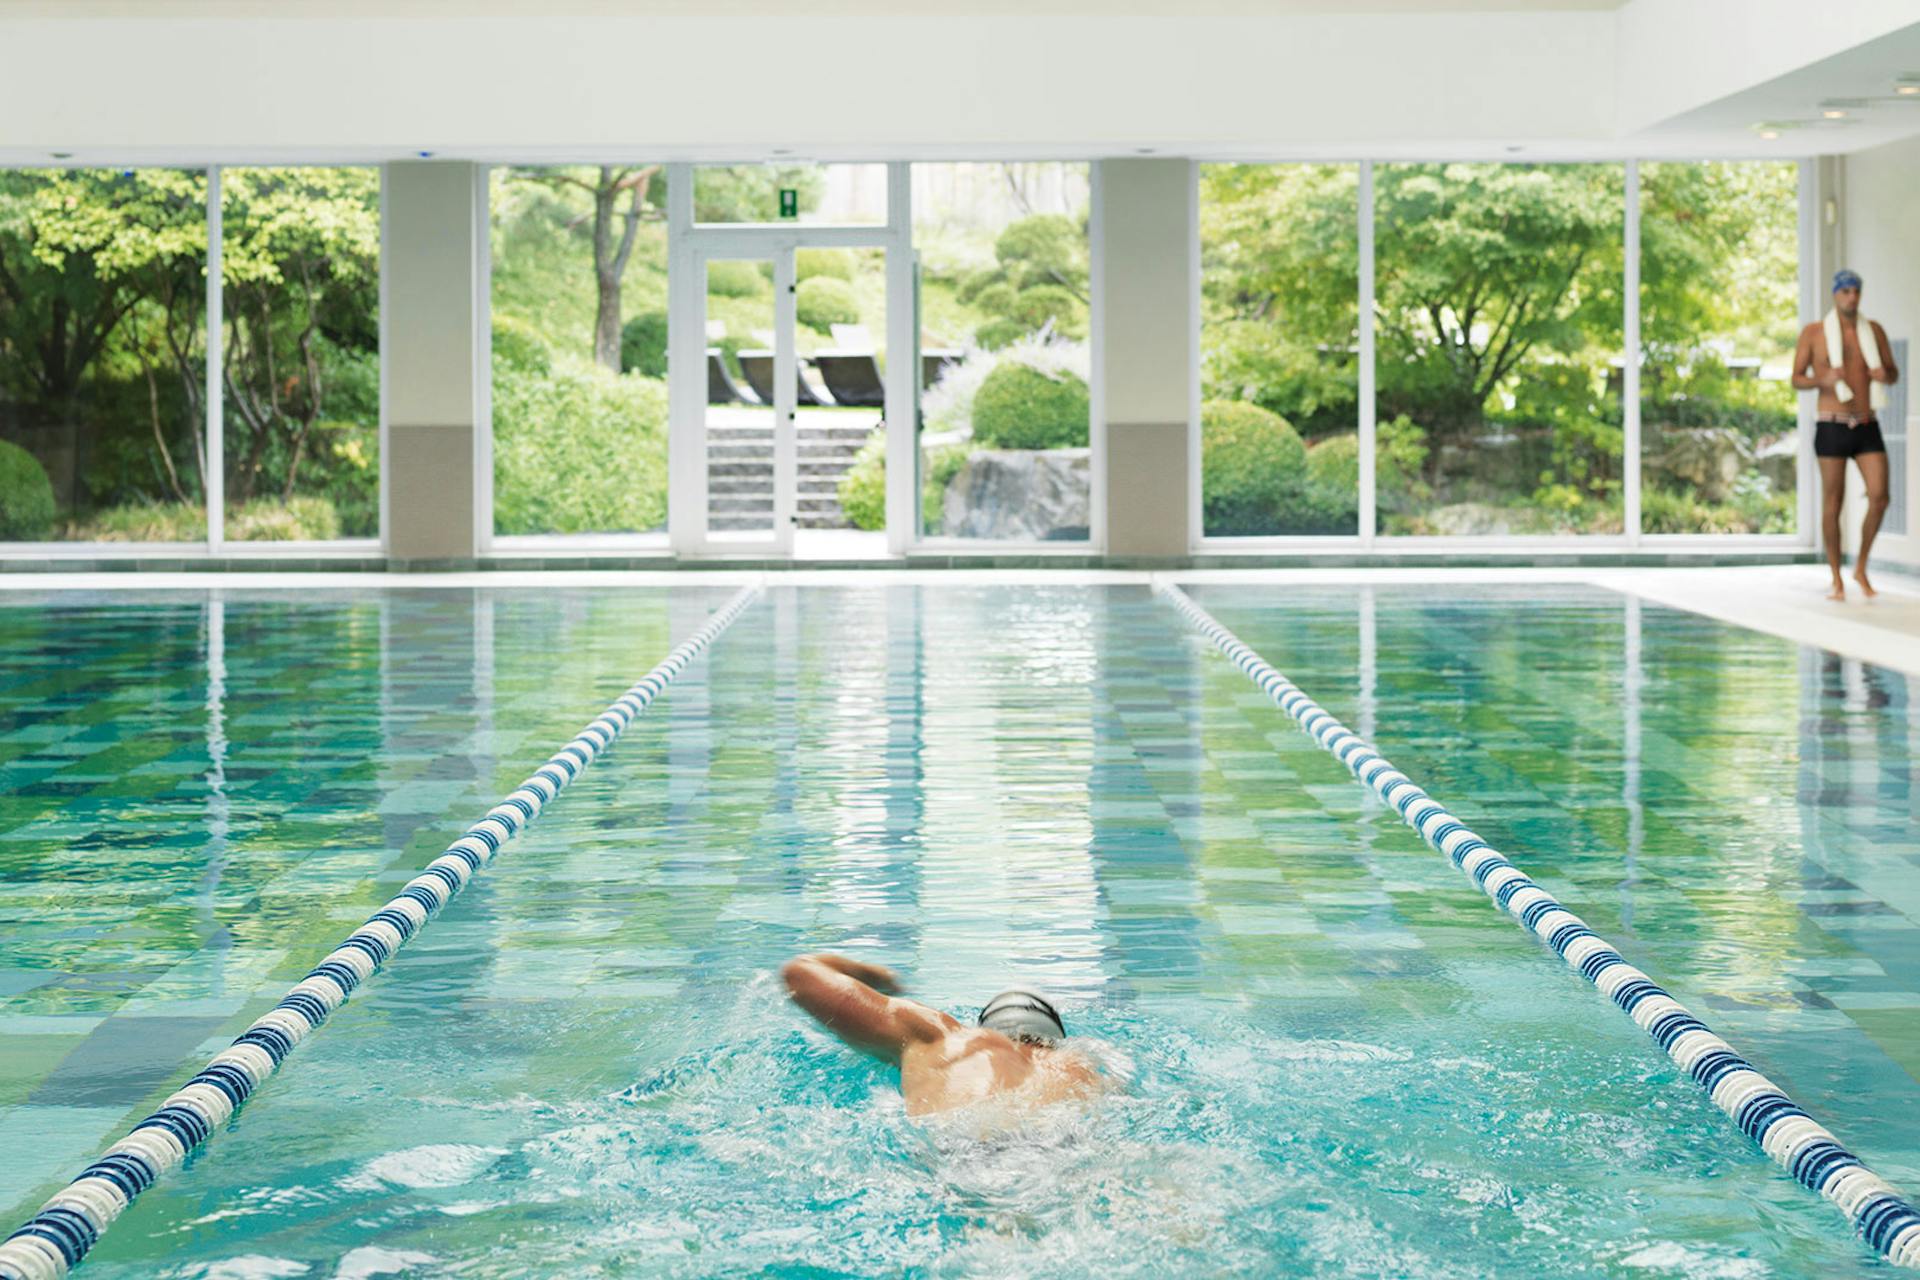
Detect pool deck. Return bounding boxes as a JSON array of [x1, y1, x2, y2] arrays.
[[6, 564, 1918, 677]]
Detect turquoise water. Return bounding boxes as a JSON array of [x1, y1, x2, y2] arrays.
[[1, 583, 1915, 1277]]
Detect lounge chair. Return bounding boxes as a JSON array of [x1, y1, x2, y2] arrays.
[[921, 348, 962, 391], [811, 352, 886, 408], [707, 348, 761, 406], [738, 350, 834, 407]]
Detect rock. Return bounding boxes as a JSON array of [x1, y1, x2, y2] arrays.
[[1645, 427, 1752, 503], [1423, 502, 1515, 536], [940, 448, 1091, 540]]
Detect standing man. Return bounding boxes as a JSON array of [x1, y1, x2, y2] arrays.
[[1793, 269, 1897, 600]]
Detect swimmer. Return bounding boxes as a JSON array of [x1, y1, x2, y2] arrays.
[[780, 953, 1101, 1117]]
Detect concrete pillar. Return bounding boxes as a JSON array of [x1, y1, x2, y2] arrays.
[[1095, 158, 1194, 559], [383, 161, 486, 562]]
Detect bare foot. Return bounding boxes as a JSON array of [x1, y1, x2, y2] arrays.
[[1827, 580, 1847, 601], [1853, 570, 1877, 599]]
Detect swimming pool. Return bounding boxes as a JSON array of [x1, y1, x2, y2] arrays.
[[2, 581, 1916, 1276]]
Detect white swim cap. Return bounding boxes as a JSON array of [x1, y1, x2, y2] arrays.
[[978, 988, 1066, 1043]]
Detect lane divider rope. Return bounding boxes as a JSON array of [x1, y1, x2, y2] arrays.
[[1156, 582, 1920, 1270], [0, 583, 763, 1280]]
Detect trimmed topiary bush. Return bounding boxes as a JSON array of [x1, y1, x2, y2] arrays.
[[795, 248, 856, 282], [971, 364, 1090, 450], [0, 439, 56, 540], [795, 276, 860, 332], [492, 314, 552, 376], [973, 318, 1027, 351], [1297, 432, 1361, 532], [620, 308, 669, 378], [1201, 399, 1307, 536], [1007, 284, 1084, 337], [706, 259, 766, 298]]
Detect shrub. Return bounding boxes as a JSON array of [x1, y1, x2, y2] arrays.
[[973, 318, 1027, 351], [1007, 284, 1084, 338], [796, 277, 860, 332], [620, 309, 669, 378], [0, 439, 56, 540], [61, 500, 205, 541], [492, 356, 669, 535], [970, 282, 1018, 318], [921, 443, 971, 531], [228, 496, 341, 541], [492, 314, 552, 376], [706, 259, 765, 298], [1201, 399, 1307, 536], [839, 428, 887, 531], [1296, 432, 1361, 531], [836, 430, 973, 534], [795, 248, 856, 282], [994, 214, 1086, 292], [971, 364, 1090, 450]]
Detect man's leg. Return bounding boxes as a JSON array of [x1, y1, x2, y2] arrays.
[[1819, 454, 1849, 599], [1852, 450, 1891, 597]]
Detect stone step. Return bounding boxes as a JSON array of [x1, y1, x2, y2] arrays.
[[709, 495, 772, 515]]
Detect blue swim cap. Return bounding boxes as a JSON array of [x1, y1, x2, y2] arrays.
[[1833, 269, 1863, 293]]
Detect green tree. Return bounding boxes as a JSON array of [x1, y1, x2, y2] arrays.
[[510, 166, 666, 371], [1373, 163, 1624, 473], [219, 167, 379, 508], [0, 168, 209, 504]]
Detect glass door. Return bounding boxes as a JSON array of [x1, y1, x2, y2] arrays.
[[698, 249, 797, 552]]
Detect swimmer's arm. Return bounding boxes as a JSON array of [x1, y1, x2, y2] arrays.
[[781, 954, 956, 1063], [1791, 326, 1832, 390]]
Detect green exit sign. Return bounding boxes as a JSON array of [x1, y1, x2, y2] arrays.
[[778, 188, 798, 219]]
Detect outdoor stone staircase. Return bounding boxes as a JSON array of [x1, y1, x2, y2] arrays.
[[706, 420, 877, 532]]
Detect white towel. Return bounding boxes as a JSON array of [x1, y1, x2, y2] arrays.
[[1822, 308, 1889, 410]]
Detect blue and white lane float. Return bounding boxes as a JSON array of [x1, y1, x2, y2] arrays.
[[0, 584, 762, 1280], [1156, 582, 1920, 1271]]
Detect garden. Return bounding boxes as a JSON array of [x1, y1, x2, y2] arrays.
[[0, 167, 379, 542], [0, 160, 1801, 546], [1196, 160, 1801, 538]]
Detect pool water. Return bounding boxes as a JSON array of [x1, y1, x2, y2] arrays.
[[1, 583, 1915, 1277]]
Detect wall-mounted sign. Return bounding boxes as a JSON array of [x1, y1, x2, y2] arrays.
[[778, 188, 799, 219]]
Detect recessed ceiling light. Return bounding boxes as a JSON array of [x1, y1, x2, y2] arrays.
[[770, 148, 792, 156], [1899, 85, 1920, 96], [1758, 130, 1780, 140], [1823, 109, 1847, 119], [1135, 147, 1156, 155], [1505, 144, 1524, 153], [49, 151, 71, 159]]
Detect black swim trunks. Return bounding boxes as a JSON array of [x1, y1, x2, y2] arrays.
[[1815, 418, 1887, 459]]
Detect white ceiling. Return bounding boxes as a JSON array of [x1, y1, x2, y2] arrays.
[[0, 0, 1915, 164]]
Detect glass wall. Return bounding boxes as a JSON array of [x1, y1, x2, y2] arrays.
[[910, 162, 1092, 542], [1374, 163, 1626, 536], [1199, 163, 1360, 537], [1639, 161, 1800, 535], [220, 167, 379, 541], [692, 164, 888, 226], [489, 165, 670, 540], [0, 168, 208, 542]]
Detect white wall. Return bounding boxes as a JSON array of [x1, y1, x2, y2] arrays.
[[1840, 134, 1920, 575]]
